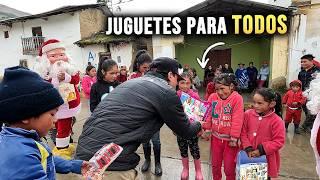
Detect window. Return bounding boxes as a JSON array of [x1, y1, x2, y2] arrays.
[[4, 31, 9, 38], [32, 26, 42, 37]]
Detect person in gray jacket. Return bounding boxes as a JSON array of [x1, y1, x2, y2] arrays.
[[75, 57, 202, 180]]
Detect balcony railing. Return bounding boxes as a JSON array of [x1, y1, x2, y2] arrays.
[[21, 36, 45, 55]]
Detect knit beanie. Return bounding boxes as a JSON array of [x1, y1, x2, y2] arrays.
[[0, 66, 64, 123]]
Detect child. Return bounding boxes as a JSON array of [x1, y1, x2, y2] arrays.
[[241, 88, 285, 179], [90, 59, 119, 112], [204, 68, 222, 100], [82, 65, 97, 100], [0, 66, 89, 179], [203, 73, 244, 180], [117, 65, 128, 83], [188, 68, 201, 90], [282, 80, 306, 134], [129, 50, 152, 79], [176, 72, 203, 180]]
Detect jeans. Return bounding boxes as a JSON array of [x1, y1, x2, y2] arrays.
[[302, 104, 316, 130]]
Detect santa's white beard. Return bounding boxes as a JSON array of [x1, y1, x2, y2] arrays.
[[33, 54, 78, 80], [304, 75, 320, 115]]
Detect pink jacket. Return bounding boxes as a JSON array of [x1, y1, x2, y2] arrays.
[[81, 75, 96, 99], [241, 109, 285, 178], [203, 91, 244, 141], [177, 89, 200, 100]]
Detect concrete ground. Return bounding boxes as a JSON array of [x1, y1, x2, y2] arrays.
[[56, 97, 319, 180]]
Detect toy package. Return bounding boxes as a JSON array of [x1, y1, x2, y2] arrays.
[[180, 92, 211, 122], [83, 143, 123, 180], [236, 150, 268, 180]]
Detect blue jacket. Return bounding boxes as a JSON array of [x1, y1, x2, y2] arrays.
[[0, 127, 83, 180]]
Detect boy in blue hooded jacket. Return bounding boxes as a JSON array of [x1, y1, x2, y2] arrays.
[[0, 66, 88, 179]]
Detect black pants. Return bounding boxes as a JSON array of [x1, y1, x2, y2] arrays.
[[302, 104, 316, 130], [177, 136, 200, 159]]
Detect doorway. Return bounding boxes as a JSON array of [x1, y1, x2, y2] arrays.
[[205, 48, 231, 70]]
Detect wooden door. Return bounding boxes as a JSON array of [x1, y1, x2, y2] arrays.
[[205, 48, 231, 69]]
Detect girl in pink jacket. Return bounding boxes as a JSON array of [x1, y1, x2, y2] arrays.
[[81, 65, 97, 99], [177, 72, 203, 180], [203, 73, 244, 180], [241, 88, 285, 178]]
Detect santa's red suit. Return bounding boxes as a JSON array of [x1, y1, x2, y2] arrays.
[[304, 75, 320, 177], [33, 39, 81, 159]]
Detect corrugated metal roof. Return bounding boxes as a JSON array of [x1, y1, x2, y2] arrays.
[[0, 3, 111, 25]]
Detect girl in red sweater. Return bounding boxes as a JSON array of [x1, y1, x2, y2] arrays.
[[203, 73, 244, 180], [241, 88, 285, 179]]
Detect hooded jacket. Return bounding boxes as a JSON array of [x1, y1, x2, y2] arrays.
[[0, 127, 82, 179], [282, 80, 306, 108], [76, 72, 201, 171], [203, 91, 244, 141], [241, 109, 285, 178]]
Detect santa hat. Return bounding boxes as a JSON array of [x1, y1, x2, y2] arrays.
[[39, 39, 65, 56]]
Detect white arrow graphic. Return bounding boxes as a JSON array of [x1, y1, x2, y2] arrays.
[[196, 42, 225, 69]]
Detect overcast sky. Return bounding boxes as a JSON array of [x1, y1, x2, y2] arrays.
[[1, 0, 269, 15]]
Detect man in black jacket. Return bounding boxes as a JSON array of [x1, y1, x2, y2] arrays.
[[75, 57, 202, 180], [298, 54, 320, 132]]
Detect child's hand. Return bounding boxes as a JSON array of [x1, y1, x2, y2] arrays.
[[292, 102, 298, 105], [228, 140, 237, 147], [82, 161, 103, 180]]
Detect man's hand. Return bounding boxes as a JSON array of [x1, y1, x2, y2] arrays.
[[57, 71, 65, 82]]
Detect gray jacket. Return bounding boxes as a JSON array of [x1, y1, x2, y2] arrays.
[[75, 72, 201, 171]]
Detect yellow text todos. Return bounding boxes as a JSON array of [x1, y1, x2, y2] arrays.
[[232, 15, 287, 34]]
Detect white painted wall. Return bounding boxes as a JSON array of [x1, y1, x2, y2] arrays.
[[81, 44, 106, 69], [152, 35, 184, 59], [0, 12, 84, 75], [110, 42, 133, 68]]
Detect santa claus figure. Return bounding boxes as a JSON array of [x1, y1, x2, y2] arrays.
[[33, 39, 81, 159], [304, 74, 320, 177]]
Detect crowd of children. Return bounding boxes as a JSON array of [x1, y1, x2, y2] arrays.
[[1, 39, 320, 180]]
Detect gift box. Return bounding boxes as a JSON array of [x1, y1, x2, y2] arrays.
[[180, 92, 211, 122], [236, 150, 268, 180]]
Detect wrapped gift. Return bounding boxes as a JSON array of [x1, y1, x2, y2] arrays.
[[180, 92, 211, 122], [84, 143, 123, 180], [236, 150, 268, 180]]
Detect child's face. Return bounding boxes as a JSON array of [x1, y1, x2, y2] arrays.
[[139, 63, 150, 74], [120, 69, 127, 76], [103, 65, 118, 82], [179, 77, 192, 92], [215, 83, 233, 100], [88, 68, 97, 77], [253, 94, 275, 114], [291, 85, 300, 92], [28, 108, 58, 137], [46, 48, 68, 65]]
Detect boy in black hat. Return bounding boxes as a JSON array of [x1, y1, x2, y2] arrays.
[[0, 66, 89, 179]]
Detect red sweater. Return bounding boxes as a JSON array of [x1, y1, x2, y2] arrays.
[[203, 91, 244, 140], [204, 82, 215, 100], [282, 80, 305, 108], [241, 109, 285, 178]]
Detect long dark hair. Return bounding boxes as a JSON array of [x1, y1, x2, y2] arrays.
[[133, 50, 152, 72], [254, 88, 282, 117], [214, 73, 238, 89], [85, 65, 95, 75], [97, 59, 117, 82]]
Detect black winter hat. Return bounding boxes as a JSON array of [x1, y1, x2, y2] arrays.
[[150, 57, 183, 80], [0, 66, 64, 123]]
